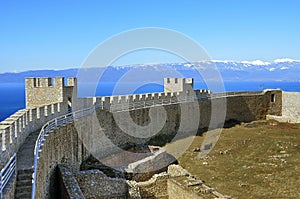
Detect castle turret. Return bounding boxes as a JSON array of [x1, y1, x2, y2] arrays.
[[25, 77, 77, 113], [164, 78, 194, 93]]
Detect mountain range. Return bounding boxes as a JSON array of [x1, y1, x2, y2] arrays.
[[0, 58, 299, 83]]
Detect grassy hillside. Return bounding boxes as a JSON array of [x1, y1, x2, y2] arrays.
[[177, 121, 300, 198]]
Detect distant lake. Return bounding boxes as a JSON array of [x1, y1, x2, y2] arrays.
[[0, 83, 26, 122], [1, 81, 300, 122]]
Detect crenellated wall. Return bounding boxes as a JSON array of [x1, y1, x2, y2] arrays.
[[164, 77, 194, 93], [0, 77, 77, 168], [73, 88, 211, 112], [25, 77, 77, 109], [0, 76, 286, 199], [30, 88, 283, 198], [0, 102, 69, 168]]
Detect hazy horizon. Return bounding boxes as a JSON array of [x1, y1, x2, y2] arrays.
[[1, 1, 300, 73]]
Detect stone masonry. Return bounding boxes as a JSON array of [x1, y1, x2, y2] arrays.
[[0, 76, 293, 199]]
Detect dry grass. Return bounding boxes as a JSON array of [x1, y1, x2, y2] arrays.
[[176, 121, 300, 199]]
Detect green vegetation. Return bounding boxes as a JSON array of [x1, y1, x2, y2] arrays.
[[177, 121, 300, 199]]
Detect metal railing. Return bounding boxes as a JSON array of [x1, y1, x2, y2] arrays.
[[31, 106, 95, 199], [30, 95, 202, 198], [32, 90, 261, 198], [209, 91, 266, 99], [0, 90, 269, 199], [0, 153, 16, 199], [110, 95, 201, 112]]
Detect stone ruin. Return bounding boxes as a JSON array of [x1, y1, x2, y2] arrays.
[[58, 158, 233, 199]]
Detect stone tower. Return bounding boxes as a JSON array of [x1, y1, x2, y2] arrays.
[[25, 77, 77, 112], [164, 78, 194, 93]]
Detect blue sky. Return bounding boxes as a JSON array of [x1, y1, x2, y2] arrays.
[[0, 0, 299, 73]]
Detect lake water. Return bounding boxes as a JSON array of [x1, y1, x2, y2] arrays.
[[1, 81, 300, 122]]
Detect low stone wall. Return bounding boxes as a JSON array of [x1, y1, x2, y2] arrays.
[[126, 149, 176, 182], [128, 164, 229, 199], [168, 178, 203, 199], [128, 173, 170, 198], [167, 165, 230, 199], [167, 164, 191, 177], [75, 171, 128, 198], [58, 164, 128, 199], [57, 164, 85, 199]]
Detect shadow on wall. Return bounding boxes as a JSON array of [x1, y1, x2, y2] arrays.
[[93, 91, 281, 149], [33, 90, 282, 198]]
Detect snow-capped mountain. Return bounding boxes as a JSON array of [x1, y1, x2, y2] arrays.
[[205, 59, 300, 81], [0, 59, 299, 83]]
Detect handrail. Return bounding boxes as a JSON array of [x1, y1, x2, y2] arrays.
[[109, 91, 268, 112], [30, 90, 267, 198], [31, 106, 96, 199], [110, 95, 200, 112], [209, 91, 266, 98], [0, 153, 16, 199], [30, 95, 201, 198]]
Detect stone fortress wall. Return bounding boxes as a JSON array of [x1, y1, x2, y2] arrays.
[[0, 77, 77, 168], [25, 77, 76, 109], [267, 91, 300, 123], [0, 76, 292, 199], [72, 80, 211, 112], [28, 77, 282, 198], [281, 92, 300, 122], [163, 77, 194, 93]]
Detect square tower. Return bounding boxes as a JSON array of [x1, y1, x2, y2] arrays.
[[25, 77, 77, 111], [164, 78, 194, 93]]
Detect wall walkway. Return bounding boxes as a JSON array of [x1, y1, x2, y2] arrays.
[[0, 89, 283, 198]]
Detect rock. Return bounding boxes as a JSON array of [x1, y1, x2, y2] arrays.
[[219, 150, 229, 155]]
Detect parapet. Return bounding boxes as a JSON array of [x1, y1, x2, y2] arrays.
[[67, 77, 77, 87], [25, 77, 76, 88], [0, 102, 64, 168], [164, 78, 194, 92], [25, 77, 77, 109]]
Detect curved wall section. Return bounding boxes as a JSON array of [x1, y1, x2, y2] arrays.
[[34, 122, 88, 199], [33, 89, 282, 198], [0, 102, 67, 168]]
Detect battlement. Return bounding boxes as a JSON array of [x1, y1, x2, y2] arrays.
[[0, 76, 285, 199], [0, 102, 65, 168], [25, 77, 76, 88], [26, 77, 77, 109], [164, 78, 194, 93], [73, 89, 211, 112]]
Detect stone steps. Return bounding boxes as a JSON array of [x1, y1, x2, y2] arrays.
[[15, 130, 40, 198], [18, 168, 34, 175], [15, 168, 33, 199], [15, 192, 32, 199], [15, 185, 32, 194], [17, 173, 32, 181], [16, 179, 32, 187]]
